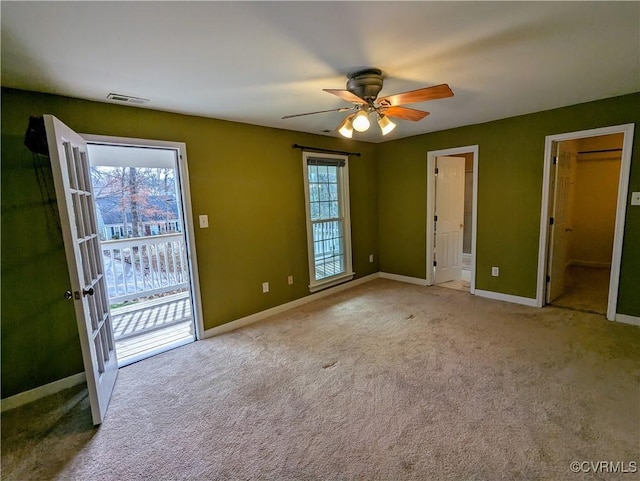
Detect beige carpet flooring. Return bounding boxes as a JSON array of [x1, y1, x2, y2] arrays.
[[2, 279, 639, 480]]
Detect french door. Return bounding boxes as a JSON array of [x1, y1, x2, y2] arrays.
[[44, 115, 118, 425]]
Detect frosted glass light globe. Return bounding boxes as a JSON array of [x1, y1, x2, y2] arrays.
[[352, 110, 370, 132]]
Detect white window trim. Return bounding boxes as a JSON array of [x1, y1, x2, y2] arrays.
[[302, 152, 354, 292]]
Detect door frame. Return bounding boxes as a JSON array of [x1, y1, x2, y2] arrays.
[[426, 145, 479, 292], [536, 123, 635, 320], [82, 134, 205, 339]]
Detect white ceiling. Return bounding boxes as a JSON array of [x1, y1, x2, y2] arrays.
[[2, 1, 639, 143]]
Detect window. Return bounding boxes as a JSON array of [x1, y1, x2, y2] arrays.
[[303, 152, 353, 292]]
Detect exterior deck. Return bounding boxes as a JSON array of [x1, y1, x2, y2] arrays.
[[111, 288, 194, 366], [102, 234, 195, 365]]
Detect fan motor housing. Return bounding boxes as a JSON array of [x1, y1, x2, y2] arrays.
[[347, 68, 383, 101]]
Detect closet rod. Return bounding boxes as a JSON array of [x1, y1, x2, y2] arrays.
[[577, 148, 622, 155]]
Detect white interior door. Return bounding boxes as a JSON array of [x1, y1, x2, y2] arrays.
[[44, 115, 118, 425], [546, 142, 572, 303], [434, 156, 465, 284]]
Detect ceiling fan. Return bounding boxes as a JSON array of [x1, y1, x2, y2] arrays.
[[282, 68, 454, 138]]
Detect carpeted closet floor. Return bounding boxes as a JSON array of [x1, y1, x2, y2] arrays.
[[2, 279, 639, 480], [550, 265, 611, 315]]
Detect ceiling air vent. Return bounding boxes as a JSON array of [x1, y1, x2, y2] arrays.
[[106, 93, 150, 105]]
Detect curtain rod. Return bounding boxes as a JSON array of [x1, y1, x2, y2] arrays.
[[292, 144, 361, 157]]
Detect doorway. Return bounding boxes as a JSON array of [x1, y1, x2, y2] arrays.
[[537, 124, 635, 320], [427, 146, 478, 292], [85, 137, 204, 366], [44, 115, 203, 424]]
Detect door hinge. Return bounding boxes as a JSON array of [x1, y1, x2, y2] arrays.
[[435, 168, 439, 175], [434, 215, 438, 222], [546, 275, 551, 283], [549, 217, 555, 225], [553, 156, 558, 165], [433, 260, 437, 267]]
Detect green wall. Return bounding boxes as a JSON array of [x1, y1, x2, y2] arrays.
[[2, 88, 638, 400], [1, 88, 379, 398], [377, 93, 640, 311], [1, 134, 84, 395]]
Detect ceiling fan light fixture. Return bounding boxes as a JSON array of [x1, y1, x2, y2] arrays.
[[377, 114, 396, 135], [352, 110, 370, 132], [338, 115, 354, 138], [283, 69, 453, 139]]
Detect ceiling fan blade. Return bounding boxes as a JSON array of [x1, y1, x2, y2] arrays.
[[383, 106, 430, 121], [282, 107, 353, 119], [323, 89, 366, 104], [379, 84, 454, 106]]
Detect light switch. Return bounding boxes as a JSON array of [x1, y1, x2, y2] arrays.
[[199, 215, 209, 228], [631, 192, 640, 206]]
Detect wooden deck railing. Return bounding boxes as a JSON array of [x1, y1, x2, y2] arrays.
[[102, 233, 189, 304]]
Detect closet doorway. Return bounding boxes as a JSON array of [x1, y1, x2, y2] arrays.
[[546, 134, 622, 314], [537, 124, 634, 320]]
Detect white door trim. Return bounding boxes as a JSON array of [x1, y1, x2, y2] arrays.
[[536, 123, 635, 320], [82, 134, 205, 339], [426, 145, 479, 293]]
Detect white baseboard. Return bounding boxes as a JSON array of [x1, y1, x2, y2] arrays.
[[1, 372, 86, 413], [379, 272, 429, 286], [474, 289, 538, 307], [614, 314, 640, 327], [203, 273, 380, 338]]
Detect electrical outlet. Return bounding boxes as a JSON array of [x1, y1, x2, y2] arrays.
[[262, 282, 269, 293], [491, 267, 499, 277], [287, 275, 294, 285], [369, 254, 374, 263], [631, 192, 640, 206], [199, 214, 209, 228]]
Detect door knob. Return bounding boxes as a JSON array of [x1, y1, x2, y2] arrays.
[[82, 287, 95, 297], [64, 290, 73, 300]]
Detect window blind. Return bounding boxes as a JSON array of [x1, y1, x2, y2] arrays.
[[306, 157, 346, 168]]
